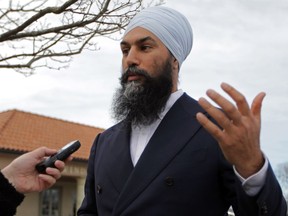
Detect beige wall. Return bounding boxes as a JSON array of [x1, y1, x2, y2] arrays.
[[0, 152, 16, 168], [59, 179, 77, 216], [16, 193, 40, 216], [0, 152, 87, 216]]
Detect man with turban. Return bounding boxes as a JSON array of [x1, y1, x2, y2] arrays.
[[78, 6, 287, 216]]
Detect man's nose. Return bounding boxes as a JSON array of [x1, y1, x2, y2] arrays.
[[125, 48, 140, 67]]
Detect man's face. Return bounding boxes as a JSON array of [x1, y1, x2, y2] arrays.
[[112, 28, 177, 126], [120, 27, 178, 91]]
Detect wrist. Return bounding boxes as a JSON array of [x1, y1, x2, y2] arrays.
[[1, 166, 19, 192], [235, 154, 265, 178]]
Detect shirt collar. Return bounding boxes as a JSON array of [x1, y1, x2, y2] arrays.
[[158, 89, 184, 120]]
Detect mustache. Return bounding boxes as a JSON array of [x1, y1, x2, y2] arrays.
[[120, 66, 151, 84]]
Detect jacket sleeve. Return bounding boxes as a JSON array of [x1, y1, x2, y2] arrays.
[[0, 171, 25, 216], [234, 163, 287, 216], [77, 135, 99, 216]]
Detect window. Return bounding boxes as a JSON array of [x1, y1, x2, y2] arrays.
[[40, 187, 61, 216]]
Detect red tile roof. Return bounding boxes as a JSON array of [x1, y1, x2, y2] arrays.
[[0, 109, 104, 160]]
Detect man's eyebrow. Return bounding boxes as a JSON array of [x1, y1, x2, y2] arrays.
[[120, 36, 157, 46], [138, 36, 157, 44]]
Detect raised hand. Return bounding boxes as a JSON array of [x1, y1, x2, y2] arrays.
[[196, 82, 266, 178]]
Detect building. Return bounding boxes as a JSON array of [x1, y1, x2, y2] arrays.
[[0, 109, 104, 216]]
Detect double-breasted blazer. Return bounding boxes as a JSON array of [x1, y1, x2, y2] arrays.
[[78, 93, 287, 216]]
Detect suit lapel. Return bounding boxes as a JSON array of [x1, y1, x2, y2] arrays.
[[112, 94, 205, 215], [104, 123, 134, 193]]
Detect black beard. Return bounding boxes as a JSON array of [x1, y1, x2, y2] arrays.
[[112, 60, 173, 126]]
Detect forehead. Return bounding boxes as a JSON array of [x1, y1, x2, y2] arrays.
[[121, 27, 166, 47]]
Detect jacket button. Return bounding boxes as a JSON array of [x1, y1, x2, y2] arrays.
[[97, 185, 102, 194], [165, 177, 174, 187], [260, 202, 268, 215]]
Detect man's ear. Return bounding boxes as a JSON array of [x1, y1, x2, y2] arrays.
[[172, 57, 179, 72]]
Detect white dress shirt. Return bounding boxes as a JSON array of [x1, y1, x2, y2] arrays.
[[130, 89, 268, 196]]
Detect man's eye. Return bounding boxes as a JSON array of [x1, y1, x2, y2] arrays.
[[141, 45, 151, 51], [121, 48, 129, 55]]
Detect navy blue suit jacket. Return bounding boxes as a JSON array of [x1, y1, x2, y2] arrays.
[[78, 93, 287, 216]]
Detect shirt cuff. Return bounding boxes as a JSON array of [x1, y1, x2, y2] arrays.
[[233, 155, 269, 196]]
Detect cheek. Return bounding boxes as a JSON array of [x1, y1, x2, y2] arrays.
[[142, 57, 162, 76], [151, 62, 161, 76], [148, 56, 171, 77]]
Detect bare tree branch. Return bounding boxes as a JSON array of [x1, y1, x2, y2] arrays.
[[0, 0, 163, 75]]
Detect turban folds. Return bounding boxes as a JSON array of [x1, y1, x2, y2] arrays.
[[124, 6, 193, 67]]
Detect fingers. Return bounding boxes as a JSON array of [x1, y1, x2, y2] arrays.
[[38, 167, 61, 191], [196, 112, 224, 142], [251, 92, 266, 117], [199, 83, 264, 126], [36, 160, 67, 190], [197, 82, 265, 135], [41, 147, 58, 157], [38, 174, 57, 188], [220, 83, 250, 116], [46, 158, 72, 177], [44, 166, 62, 180], [204, 84, 245, 126], [197, 97, 233, 133], [65, 155, 74, 163], [54, 160, 66, 172], [30, 147, 57, 161]]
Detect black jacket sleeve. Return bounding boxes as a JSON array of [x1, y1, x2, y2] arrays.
[[233, 163, 287, 216], [0, 171, 25, 216]]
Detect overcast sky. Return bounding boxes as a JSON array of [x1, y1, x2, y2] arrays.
[[0, 0, 287, 168]]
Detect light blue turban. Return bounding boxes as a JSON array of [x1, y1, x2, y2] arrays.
[[124, 6, 193, 68]]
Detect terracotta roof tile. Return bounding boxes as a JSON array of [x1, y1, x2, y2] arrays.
[[0, 109, 104, 160]]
